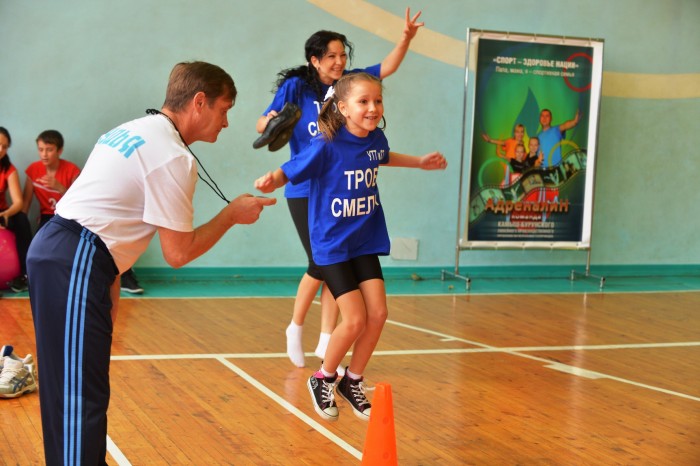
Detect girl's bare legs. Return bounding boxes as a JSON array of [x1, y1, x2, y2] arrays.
[[315, 280, 386, 420], [287, 273, 322, 367], [321, 279, 387, 376], [321, 289, 368, 375], [314, 284, 339, 359], [347, 279, 387, 376], [326, 279, 386, 420]]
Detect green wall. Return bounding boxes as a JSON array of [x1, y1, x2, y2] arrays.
[[1, 0, 698, 269]]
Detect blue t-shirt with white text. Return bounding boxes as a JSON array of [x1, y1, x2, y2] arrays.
[[281, 126, 390, 265]]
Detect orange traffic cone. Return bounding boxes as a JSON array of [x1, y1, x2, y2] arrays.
[[361, 382, 397, 465]]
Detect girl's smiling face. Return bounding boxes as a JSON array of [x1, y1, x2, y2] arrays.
[[338, 80, 384, 138]]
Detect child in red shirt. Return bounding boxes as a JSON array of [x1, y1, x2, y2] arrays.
[[23, 130, 80, 228]]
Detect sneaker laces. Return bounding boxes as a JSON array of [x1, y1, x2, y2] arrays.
[[321, 379, 336, 406], [350, 381, 371, 408], [0, 365, 22, 384]]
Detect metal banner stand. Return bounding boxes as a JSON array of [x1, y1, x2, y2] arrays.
[[570, 249, 605, 288], [442, 29, 605, 292], [441, 33, 473, 291]]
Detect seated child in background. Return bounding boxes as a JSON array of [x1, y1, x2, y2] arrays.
[[23, 130, 80, 229], [0, 127, 32, 293]]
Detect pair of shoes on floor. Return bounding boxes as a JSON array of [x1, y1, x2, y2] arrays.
[[253, 103, 301, 152], [307, 366, 372, 422], [120, 270, 144, 294], [0, 345, 38, 399], [7, 275, 28, 293]]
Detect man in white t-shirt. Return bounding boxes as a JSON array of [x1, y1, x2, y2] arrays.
[[26, 61, 276, 466]]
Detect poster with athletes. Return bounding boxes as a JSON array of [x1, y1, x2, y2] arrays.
[[461, 30, 604, 249]]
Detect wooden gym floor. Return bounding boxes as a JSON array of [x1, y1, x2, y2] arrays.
[[1, 281, 699, 464]]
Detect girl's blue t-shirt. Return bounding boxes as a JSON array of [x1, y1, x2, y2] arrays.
[[281, 126, 391, 266], [262, 64, 381, 198]]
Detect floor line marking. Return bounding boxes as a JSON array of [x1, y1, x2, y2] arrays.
[[386, 319, 494, 348], [215, 357, 362, 460], [107, 435, 132, 466], [110, 339, 700, 362], [109, 316, 700, 405], [109, 344, 700, 403], [384, 319, 700, 402], [545, 363, 606, 379], [110, 347, 700, 403]]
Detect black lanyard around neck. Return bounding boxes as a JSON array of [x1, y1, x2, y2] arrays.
[[146, 108, 230, 204]]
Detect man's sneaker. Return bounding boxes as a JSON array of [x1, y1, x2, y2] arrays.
[[336, 369, 372, 420], [8, 275, 28, 293], [0, 356, 38, 398], [307, 370, 338, 421], [120, 269, 144, 294]]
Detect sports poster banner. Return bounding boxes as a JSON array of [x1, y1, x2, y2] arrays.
[[461, 31, 604, 249]]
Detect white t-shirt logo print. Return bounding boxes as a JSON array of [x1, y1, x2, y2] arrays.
[[366, 149, 385, 161]]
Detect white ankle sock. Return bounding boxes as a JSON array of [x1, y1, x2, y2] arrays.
[[320, 365, 336, 378], [285, 322, 305, 367], [314, 332, 332, 359]]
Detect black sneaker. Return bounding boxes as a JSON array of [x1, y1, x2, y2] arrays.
[[307, 370, 338, 421], [9, 275, 28, 293], [253, 102, 301, 151], [336, 368, 371, 420], [120, 269, 144, 294]]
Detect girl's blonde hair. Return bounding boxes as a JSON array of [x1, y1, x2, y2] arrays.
[[317, 72, 383, 140]]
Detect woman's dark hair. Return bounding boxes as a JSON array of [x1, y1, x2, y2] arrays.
[[0, 126, 11, 172], [274, 30, 354, 100]]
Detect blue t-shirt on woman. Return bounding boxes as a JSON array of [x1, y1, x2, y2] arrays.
[[262, 64, 381, 198]]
